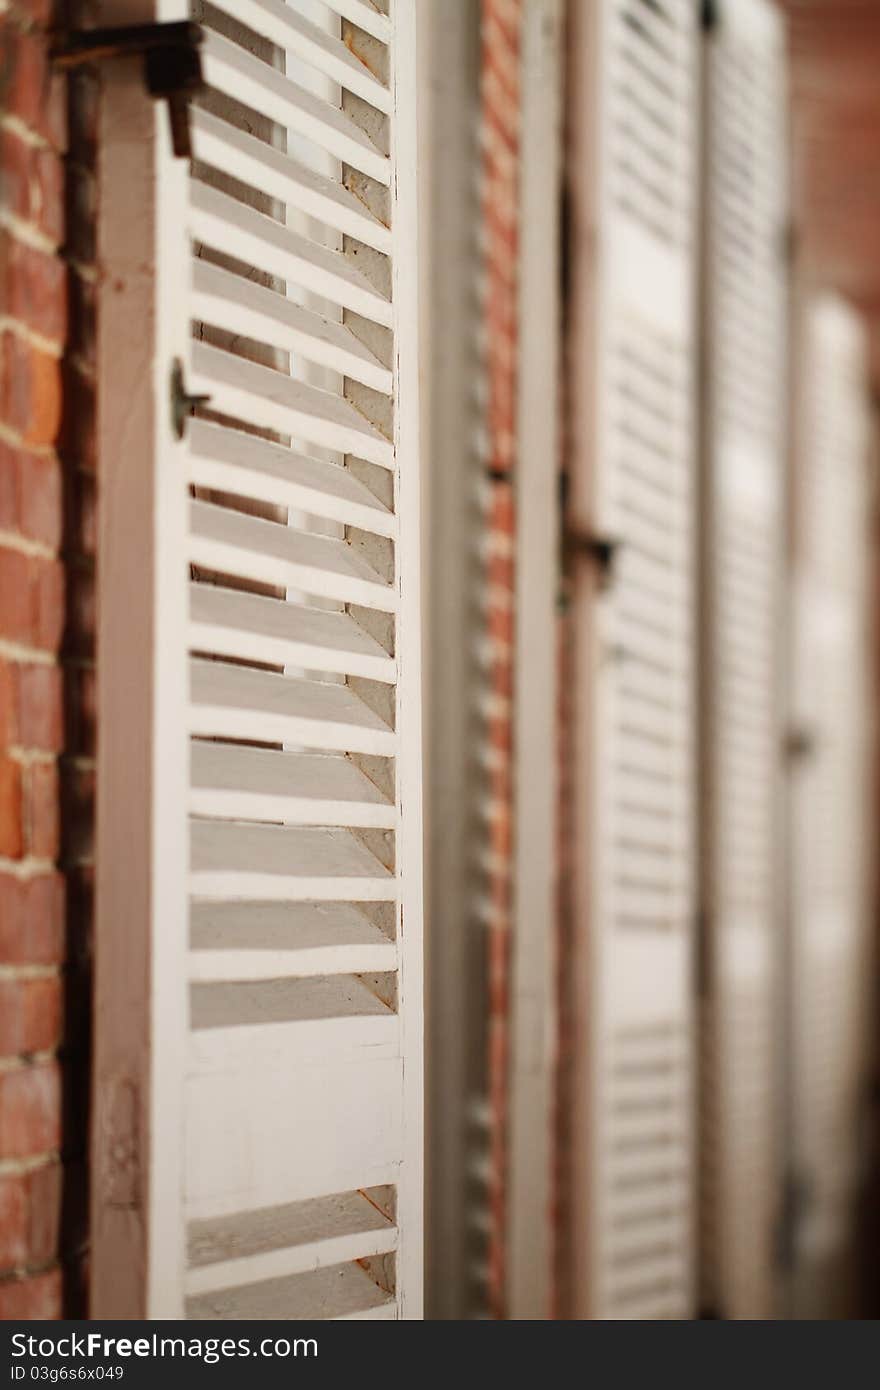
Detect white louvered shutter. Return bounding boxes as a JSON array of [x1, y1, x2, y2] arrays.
[[700, 0, 787, 1320], [789, 297, 872, 1317], [95, 0, 423, 1320], [569, 0, 698, 1319]]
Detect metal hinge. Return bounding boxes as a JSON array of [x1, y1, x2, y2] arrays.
[[170, 358, 211, 440], [558, 472, 621, 589], [51, 21, 204, 158]]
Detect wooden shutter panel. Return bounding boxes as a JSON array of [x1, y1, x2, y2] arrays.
[[789, 297, 872, 1318], [700, 0, 787, 1320], [568, 0, 698, 1319], [94, 0, 423, 1320]]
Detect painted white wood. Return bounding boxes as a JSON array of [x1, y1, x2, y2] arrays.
[[507, 0, 562, 1323], [190, 742, 394, 827], [189, 583, 396, 681], [419, 0, 486, 1319], [186, 1261, 396, 1319], [567, 0, 698, 1320], [189, 658, 395, 752], [186, 1189, 397, 1294], [189, 901, 397, 981], [191, 262, 392, 394], [207, 0, 393, 111], [189, 343, 394, 467], [201, 29, 391, 185], [190, 819, 394, 900], [96, 0, 424, 1320], [189, 183, 393, 327], [191, 108, 392, 253], [91, 0, 190, 1321], [699, 0, 788, 1321], [189, 499, 395, 609], [185, 1054, 403, 1216], [787, 294, 873, 1318]]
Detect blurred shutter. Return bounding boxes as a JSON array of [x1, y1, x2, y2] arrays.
[[700, 0, 788, 1320], [568, 0, 698, 1318], [789, 296, 872, 1317], [96, 0, 424, 1320]]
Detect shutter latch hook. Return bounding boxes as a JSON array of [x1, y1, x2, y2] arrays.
[[51, 21, 204, 159], [170, 359, 211, 441]]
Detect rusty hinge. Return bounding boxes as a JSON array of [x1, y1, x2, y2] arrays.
[[51, 21, 204, 158]]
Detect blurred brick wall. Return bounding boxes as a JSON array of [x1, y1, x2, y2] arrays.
[[480, 0, 521, 1321], [0, 0, 94, 1318]]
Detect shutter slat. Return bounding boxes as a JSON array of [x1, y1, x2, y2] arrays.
[[190, 742, 395, 828], [189, 658, 395, 754], [191, 109, 392, 255], [189, 501, 395, 612], [201, 30, 391, 187], [188, 421, 394, 537], [190, 344, 393, 469], [190, 820, 394, 901], [186, 1189, 396, 1295], [186, 1261, 396, 1320], [189, 583, 395, 683], [189, 183, 393, 328], [207, 0, 392, 112], [321, 0, 393, 45], [192, 262, 392, 396], [189, 901, 397, 982]]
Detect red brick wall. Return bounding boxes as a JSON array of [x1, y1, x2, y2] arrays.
[[480, 0, 521, 1321], [0, 0, 94, 1319]]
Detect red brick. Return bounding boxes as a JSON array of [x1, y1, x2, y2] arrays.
[[0, 439, 63, 548], [0, 977, 62, 1056], [23, 1161, 61, 1266], [17, 664, 63, 752], [0, 25, 67, 151], [0, 1163, 62, 1274], [0, 661, 13, 746], [1, 332, 62, 447], [0, 1062, 61, 1158], [0, 548, 31, 644], [0, 757, 24, 859], [0, 440, 16, 532], [0, 662, 62, 753], [0, 230, 66, 341], [0, 1266, 62, 1319], [34, 556, 64, 649], [489, 480, 515, 533], [0, 1174, 28, 1271], [0, 134, 64, 245], [0, 548, 65, 651], [0, 873, 65, 965], [23, 760, 59, 859]]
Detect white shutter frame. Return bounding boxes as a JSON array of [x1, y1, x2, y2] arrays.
[[508, 0, 563, 1321], [699, 0, 788, 1321], [788, 294, 873, 1318], [93, 0, 425, 1320], [568, 0, 698, 1320]]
